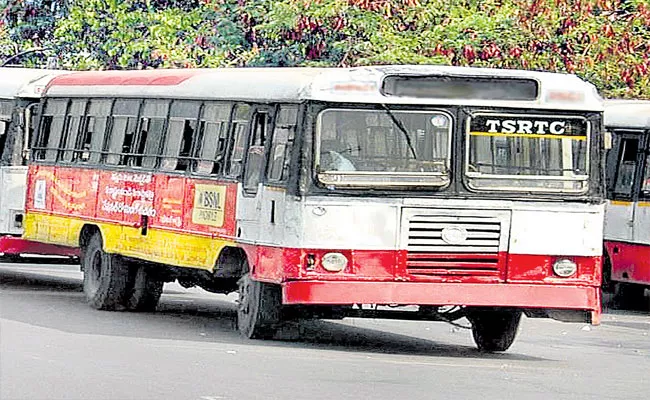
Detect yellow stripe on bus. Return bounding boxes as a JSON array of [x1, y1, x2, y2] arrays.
[[609, 200, 633, 206], [637, 202, 650, 207], [469, 131, 587, 140], [24, 212, 235, 271]]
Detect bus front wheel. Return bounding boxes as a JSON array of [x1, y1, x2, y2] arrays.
[[237, 272, 282, 339], [468, 309, 522, 352], [82, 233, 130, 311]]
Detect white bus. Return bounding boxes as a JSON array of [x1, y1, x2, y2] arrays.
[[603, 100, 650, 307], [0, 68, 77, 259], [25, 66, 604, 351]]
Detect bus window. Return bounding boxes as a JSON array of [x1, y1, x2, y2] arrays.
[[162, 101, 200, 171], [60, 100, 87, 162], [641, 153, 650, 198], [35, 99, 68, 161], [135, 100, 168, 169], [0, 120, 6, 160], [105, 99, 140, 165], [194, 103, 231, 175], [243, 110, 270, 193], [0, 100, 10, 161], [77, 99, 111, 164], [613, 137, 639, 197], [267, 106, 298, 183], [227, 104, 251, 178]]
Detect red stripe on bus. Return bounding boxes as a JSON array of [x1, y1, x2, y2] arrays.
[[242, 244, 601, 287], [282, 280, 601, 312], [0, 236, 79, 257], [48, 70, 205, 87]]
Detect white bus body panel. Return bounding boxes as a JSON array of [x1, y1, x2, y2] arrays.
[[604, 200, 635, 243], [633, 203, 650, 246], [236, 194, 603, 257], [0, 166, 27, 236]]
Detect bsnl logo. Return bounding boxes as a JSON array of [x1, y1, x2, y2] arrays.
[[198, 190, 221, 210], [484, 119, 569, 135]]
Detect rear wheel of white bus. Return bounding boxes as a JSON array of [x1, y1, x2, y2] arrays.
[[81, 232, 130, 311], [467, 309, 522, 352]]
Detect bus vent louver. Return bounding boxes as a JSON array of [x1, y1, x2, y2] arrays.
[[406, 215, 502, 276]]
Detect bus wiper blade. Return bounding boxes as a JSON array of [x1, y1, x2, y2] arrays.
[[381, 104, 417, 159]]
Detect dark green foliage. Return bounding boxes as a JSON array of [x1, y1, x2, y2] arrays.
[[1, 0, 649, 98]]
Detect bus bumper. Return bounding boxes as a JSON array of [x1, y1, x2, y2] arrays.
[[0, 236, 79, 257], [282, 281, 601, 324]]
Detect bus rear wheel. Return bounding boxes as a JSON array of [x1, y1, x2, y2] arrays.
[[82, 233, 130, 311], [468, 309, 522, 352], [237, 271, 282, 339], [126, 264, 163, 312]]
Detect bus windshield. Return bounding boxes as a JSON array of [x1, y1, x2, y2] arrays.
[[315, 108, 452, 187], [466, 113, 590, 193]]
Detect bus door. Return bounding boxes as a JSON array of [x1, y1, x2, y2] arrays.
[[0, 100, 10, 236], [0, 99, 27, 238], [606, 132, 645, 243], [633, 133, 650, 246], [237, 105, 274, 244]]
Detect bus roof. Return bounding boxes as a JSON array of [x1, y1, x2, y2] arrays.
[[0, 68, 69, 100], [604, 99, 650, 129], [44, 65, 603, 111]]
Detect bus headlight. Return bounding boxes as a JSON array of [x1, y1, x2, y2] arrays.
[[321, 252, 348, 272], [553, 258, 577, 277]]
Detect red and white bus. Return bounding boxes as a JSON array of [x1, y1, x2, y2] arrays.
[[603, 100, 650, 307], [24, 66, 604, 351], [0, 68, 77, 259]]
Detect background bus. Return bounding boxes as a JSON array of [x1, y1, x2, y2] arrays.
[[24, 66, 604, 352], [0, 68, 77, 260], [603, 100, 650, 308]]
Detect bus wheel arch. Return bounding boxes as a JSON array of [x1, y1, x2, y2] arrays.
[[214, 246, 248, 278]]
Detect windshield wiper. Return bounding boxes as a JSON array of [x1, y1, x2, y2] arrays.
[[381, 104, 417, 159]]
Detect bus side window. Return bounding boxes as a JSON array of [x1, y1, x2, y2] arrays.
[[613, 137, 639, 198], [641, 153, 650, 198], [227, 104, 251, 179], [36, 99, 68, 162], [105, 99, 140, 166], [0, 120, 7, 161], [136, 100, 168, 169], [60, 100, 87, 162], [79, 99, 111, 164], [193, 102, 231, 176], [243, 110, 270, 193], [0, 100, 10, 162], [266, 105, 298, 183], [162, 101, 200, 172]]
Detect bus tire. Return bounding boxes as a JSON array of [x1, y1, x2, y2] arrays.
[[468, 309, 522, 352], [82, 233, 130, 311], [126, 264, 163, 312], [237, 271, 282, 339]]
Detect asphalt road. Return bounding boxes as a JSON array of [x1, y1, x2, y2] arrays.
[[1, 260, 648, 400]]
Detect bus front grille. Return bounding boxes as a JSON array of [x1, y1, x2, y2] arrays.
[[404, 213, 505, 277]]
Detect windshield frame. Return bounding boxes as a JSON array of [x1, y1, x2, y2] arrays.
[[464, 111, 591, 194], [314, 107, 454, 189]]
